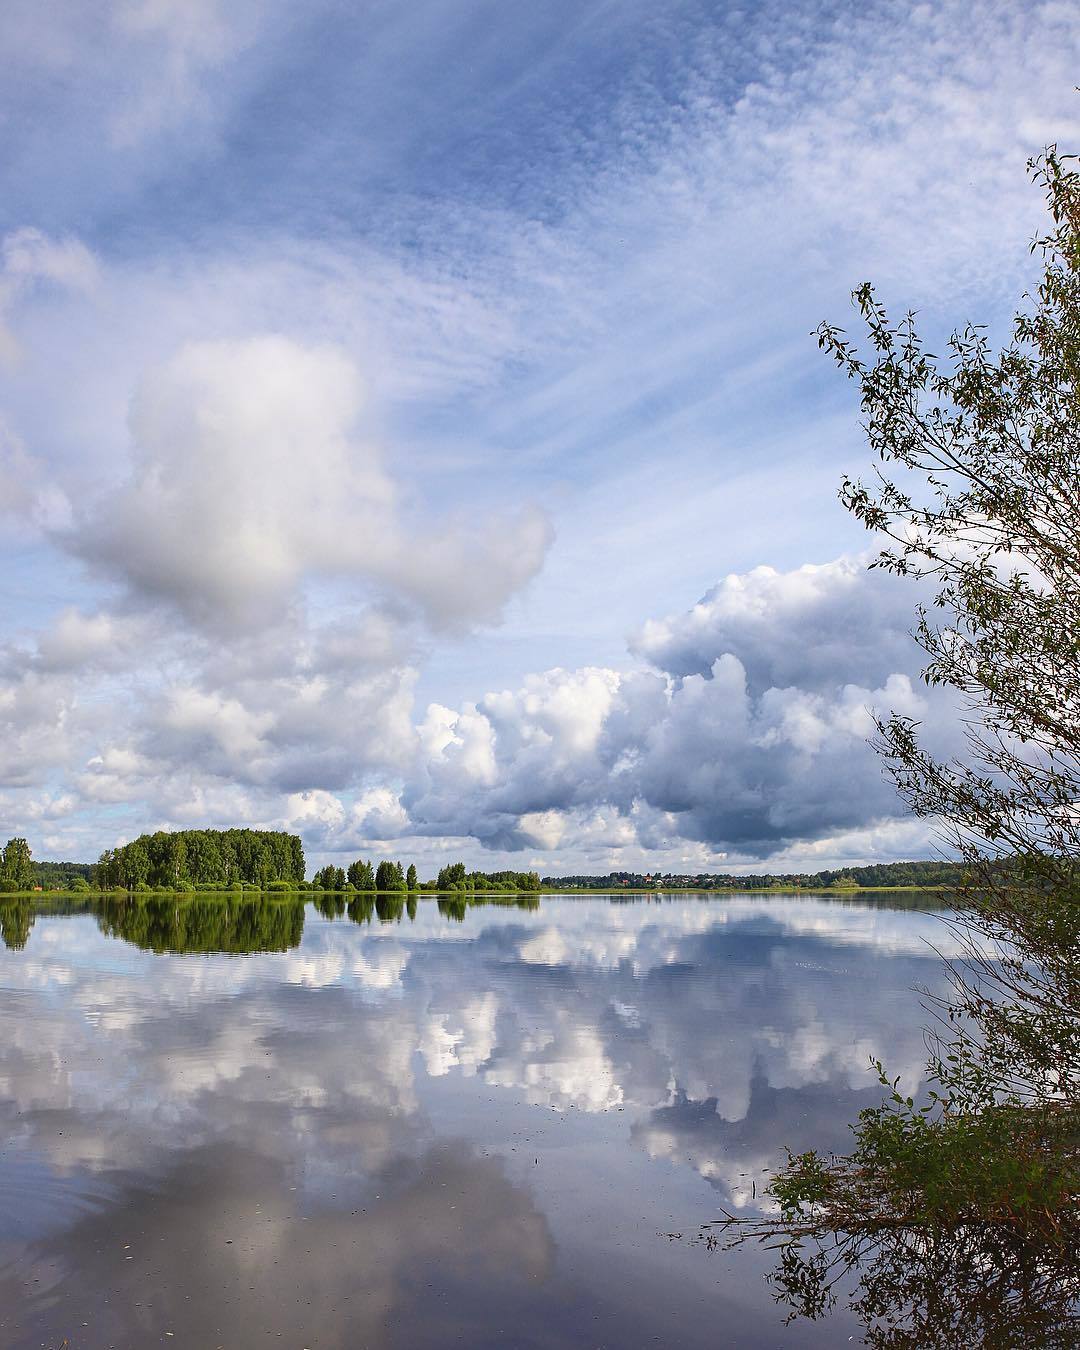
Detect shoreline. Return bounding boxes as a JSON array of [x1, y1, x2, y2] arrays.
[[3, 884, 950, 901]]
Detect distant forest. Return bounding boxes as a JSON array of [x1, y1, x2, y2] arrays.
[[32, 859, 95, 888], [542, 860, 967, 889]]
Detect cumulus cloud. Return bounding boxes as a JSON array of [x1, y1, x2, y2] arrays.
[[0, 537, 954, 867], [72, 336, 551, 633], [631, 556, 920, 692], [0, 331, 551, 812], [383, 554, 959, 861]]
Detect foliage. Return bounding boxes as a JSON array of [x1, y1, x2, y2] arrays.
[[347, 858, 375, 891], [30, 859, 95, 889], [544, 859, 965, 889], [94, 829, 304, 890], [375, 860, 407, 892], [436, 862, 542, 892], [713, 149, 1080, 1344], [1, 837, 34, 891]]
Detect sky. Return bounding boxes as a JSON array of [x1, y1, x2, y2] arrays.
[[0, 0, 1077, 875]]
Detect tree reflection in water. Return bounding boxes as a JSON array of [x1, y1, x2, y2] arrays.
[[0, 890, 550, 955], [93, 894, 306, 954], [702, 1195, 1080, 1349], [0, 899, 32, 950]]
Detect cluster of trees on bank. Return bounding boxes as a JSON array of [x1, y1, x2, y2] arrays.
[[308, 861, 541, 893], [434, 864, 541, 893], [0, 837, 35, 892], [32, 859, 95, 888], [311, 859, 419, 892], [93, 829, 305, 890]]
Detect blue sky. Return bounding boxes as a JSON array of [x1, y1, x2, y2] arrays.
[[0, 0, 1076, 873]]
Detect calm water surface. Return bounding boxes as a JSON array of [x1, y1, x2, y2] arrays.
[[0, 893, 949, 1349]]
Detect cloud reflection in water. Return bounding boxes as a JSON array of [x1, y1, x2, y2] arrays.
[[0, 894, 948, 1347]]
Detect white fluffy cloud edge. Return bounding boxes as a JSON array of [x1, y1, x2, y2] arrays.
[[0, 327, 953, 875]]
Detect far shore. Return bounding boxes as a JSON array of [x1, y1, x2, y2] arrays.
[[4, 884, 951, 900]]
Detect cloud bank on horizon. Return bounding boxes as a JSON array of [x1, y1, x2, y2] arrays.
[[0, 0, 1075, 872]]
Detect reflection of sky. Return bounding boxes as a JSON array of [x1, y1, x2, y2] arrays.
[[0, 896, 950, 1347]]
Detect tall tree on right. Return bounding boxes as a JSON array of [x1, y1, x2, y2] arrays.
[[716, 148, 1080, 1347]]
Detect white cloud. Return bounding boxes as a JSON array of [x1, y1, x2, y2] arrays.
[[631, 556, 920, 693], [388, 554, 960, 860], [70, 335, 550, 636]]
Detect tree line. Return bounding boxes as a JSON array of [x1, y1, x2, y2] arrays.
[[544, 860, 967, 890], [0, 831, 962, 897]]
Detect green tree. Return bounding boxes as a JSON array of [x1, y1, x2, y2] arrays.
[[718, 149, 1080, 1344], [436, 862, 468, 892], [406, 863, 418, 891], [122, 838, 150, 889], [1, 837, 33, 891], [375, 864, 399, 896]]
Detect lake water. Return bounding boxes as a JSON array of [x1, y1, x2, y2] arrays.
[[0, 893, 950, 1349]]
